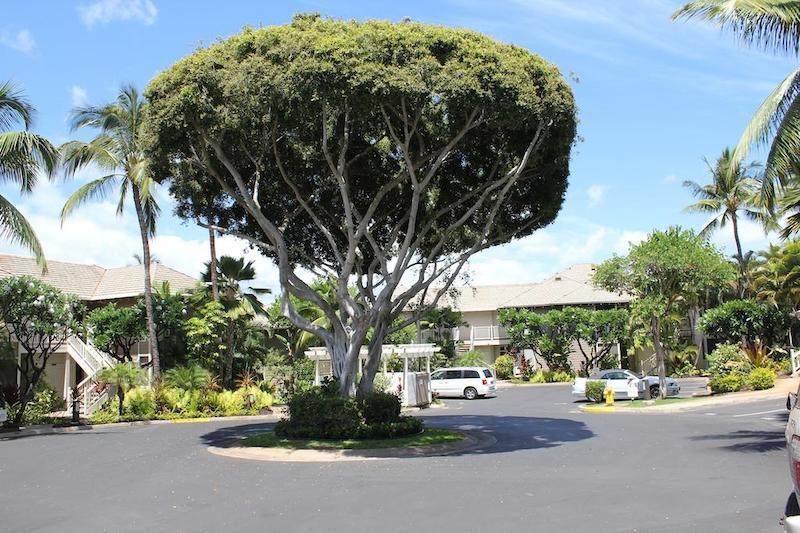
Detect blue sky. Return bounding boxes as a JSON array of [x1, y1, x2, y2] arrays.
[[1, 0, 795, 293]]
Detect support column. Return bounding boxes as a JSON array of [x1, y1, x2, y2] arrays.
[[314, 355, 320, 386], [63, 356, 71, 402], [403, 356, 408, 406]]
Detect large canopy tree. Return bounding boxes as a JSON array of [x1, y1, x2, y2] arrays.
[[144, 15, 576, 395], [594, 227, 736, 398]]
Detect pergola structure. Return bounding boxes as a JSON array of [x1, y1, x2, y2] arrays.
[[304, 344, 440, 405]]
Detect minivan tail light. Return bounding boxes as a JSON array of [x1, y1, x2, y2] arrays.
[[482, 379, 488, 385], [791, 434, 800, 484]]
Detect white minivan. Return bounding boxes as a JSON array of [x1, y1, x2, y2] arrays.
[[430, 367, 496, 400]]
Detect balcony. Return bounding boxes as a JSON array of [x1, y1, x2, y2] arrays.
[[452, 325, 509, 346]]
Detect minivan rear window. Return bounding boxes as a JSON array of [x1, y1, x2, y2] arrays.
[[463, 370, 480, 378], [483, 369, 492, 378]]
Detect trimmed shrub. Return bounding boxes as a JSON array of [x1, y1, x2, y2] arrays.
[[217, 390, 246, 415], [709, 373, 744, 394], [671, 362, 700, 378], [585, 380, 606, 403], [359, 391, 401, 424], [494, 355, 514, 380], [454, 351, 487, 367], [546, 370, 574, 383], [746, 367, 776, 390], [530, 370, 546, 383], [277, 389, 362, 439], [780, 358, 793, 376], [373, 373, 391, 392], [707, 342, 751, 377], [354, 416, 423, 439], [234, 386, 273, 411], [19, 384, 65, 425], [124, 387, 156, 418]]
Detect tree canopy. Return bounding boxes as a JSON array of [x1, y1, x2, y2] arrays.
[[144, 15, 576, 394], [594, 227, 736, 397]]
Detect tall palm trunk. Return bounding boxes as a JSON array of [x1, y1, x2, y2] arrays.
[[731, 213, 747, 297], [132, 182, 160, 379], [208, 219, 219, 302]]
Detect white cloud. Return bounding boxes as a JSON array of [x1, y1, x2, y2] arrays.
[[0, 179, 282, 300], [70, 85, 88, 107], [1, 29, 35, 54], [586, 184, 609, 206], [78, 0, 158, 28], [465, 218, 648, 285], [664, 174, 678, 183]]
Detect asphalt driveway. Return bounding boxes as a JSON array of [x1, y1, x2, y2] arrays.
[[0, 385, 791, 532]]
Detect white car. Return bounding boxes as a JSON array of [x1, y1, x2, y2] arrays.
[[430, 367, 496, 400], [572, 369, 680, 400]]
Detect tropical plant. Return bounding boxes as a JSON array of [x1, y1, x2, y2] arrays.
[[163, 364, 211, 391], [60, 84, 163, 377], [454, 351, 487, 367], [86, 303, 146, 362], [594, 227, 736, 398], [682, 148, 773, 295], [494, 354, 515, 380], [585, 380, 607, 403], [709, 373, 744, 394], [746, 366, 776, 390], [201, 256, 269, 386], [0, 276, 81, 425], [673, 2, 800, 227], [698, 299, 790, 364], [96, 363, 146, 417], [751, 241, 800, 313], [561, 307, 628, 377], [706, 342, 752, 377], [499, 307, 575, 373], [0, 81, 58, 269]]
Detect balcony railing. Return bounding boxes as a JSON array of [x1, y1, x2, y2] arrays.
[[451, 325, 508, 343]]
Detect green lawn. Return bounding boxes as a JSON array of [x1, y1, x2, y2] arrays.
[[619, 397, 696, 407], [240, 428, 464, 450]]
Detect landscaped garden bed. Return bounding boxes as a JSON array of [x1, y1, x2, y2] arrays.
[[241, 427, 463, 450]]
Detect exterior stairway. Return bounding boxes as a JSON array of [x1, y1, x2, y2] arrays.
[[64, 336, 117, 416]]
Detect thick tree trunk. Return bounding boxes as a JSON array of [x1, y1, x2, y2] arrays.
[[208, 221, 219, 302], [131, 183, 160, 380], [651, 316, 667, 400], [359, 321, 387, 395]]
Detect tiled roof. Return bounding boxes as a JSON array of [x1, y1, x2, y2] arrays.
[[0, 254, 198, 301], [436, 263, 632, 312]]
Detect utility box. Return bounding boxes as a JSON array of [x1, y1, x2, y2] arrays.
[[404, 372, 432, 407]]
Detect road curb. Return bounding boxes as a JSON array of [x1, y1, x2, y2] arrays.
[[207, 428, 495, 462], [0, 413, 282, 439]]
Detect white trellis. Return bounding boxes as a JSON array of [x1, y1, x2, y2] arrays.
[[304, 343, 439, 406]]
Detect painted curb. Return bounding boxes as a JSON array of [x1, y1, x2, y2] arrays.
[[207, 429, 496, 462]]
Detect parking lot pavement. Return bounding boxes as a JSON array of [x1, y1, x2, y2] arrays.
[[0, 384, 791, 533]]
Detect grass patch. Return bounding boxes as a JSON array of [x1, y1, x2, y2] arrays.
[[619, 397, 695, 408], [240, 427, 464, 450]]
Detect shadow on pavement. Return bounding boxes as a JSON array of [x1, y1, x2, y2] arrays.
[[690, 430, 786, 453], [198, 416, 595, 456]]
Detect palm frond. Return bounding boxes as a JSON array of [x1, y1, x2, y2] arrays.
[[763, 83, 800, 183], [60, 174, 120, 223], [0, 193, 46, 272], [0, 80, 34, 130], [0, 131, 58, 186], [60, 137, 120, 177], [673, 1, 800, 56]]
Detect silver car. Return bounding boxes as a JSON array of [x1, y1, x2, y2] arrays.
[[572, 369, 680, 399]]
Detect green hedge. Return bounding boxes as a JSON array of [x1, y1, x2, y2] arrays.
[[585, 380, 606, 403], [746, 367, 776, 391], [709, 373, 743, 393], [494, 355, 514, 380]]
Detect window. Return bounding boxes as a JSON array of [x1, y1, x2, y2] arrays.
[[444, 370, 462, 379], [463, 370, 480, 379], [431, 371, 444, 380], [483, 369, 493, 378]]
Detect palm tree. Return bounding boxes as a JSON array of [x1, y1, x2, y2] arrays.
[[163, 365, 211, 391], [753, 241, 800, 310], [201, 256, 270, 386], [96, 363, 145, 417], [0, 81, 58, 270], [673, 2, 800, 210], [683, 148, 773, 296], [60, 84, 163, 378]]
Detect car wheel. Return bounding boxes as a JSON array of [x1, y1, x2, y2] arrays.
[[787, 492, 800, 517], [649, 385, 660, 399], [464, 387, 478, 400]]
